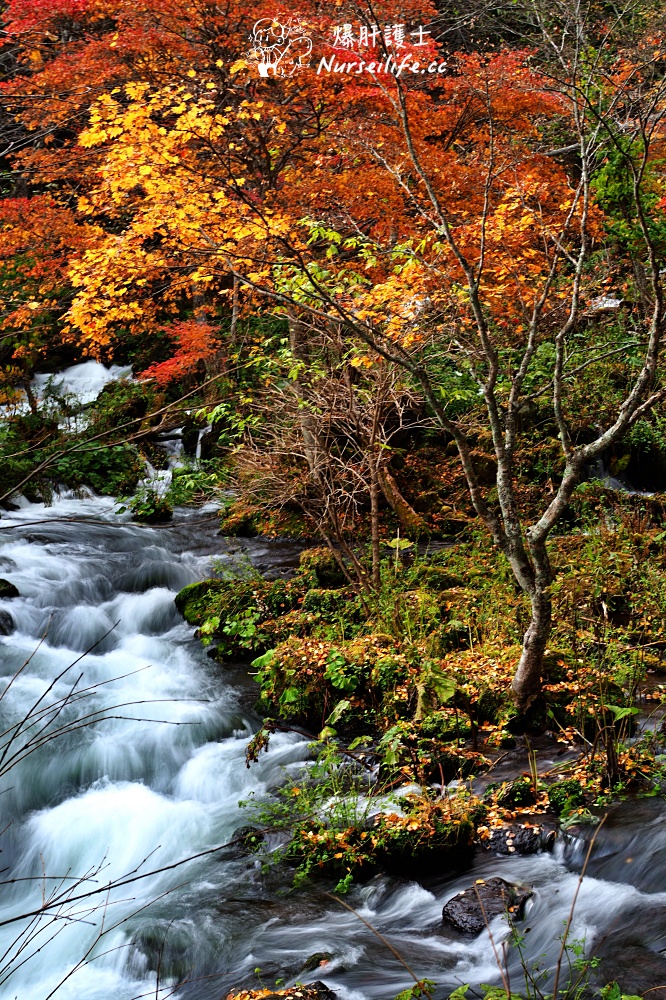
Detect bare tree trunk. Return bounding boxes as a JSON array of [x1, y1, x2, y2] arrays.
[[230, 275, 240, 343], [511, 585, 552, 712], [288, 314, 321, 477], [369, 462, 381, 588], [23, 379, 38, 414]]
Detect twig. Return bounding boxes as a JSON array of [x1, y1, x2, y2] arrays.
[[551, 814, 608, 1000], [322, 890, 421, 985]]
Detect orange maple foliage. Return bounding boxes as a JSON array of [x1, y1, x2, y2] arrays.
[[138, 321, 221, 384], [2, 0, 665, 375]]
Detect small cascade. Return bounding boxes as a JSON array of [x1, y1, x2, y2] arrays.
[[137, 428, 187, 498], [195, 424, 213, 461], [0, 360, 132, 421], [32, 361, 133, 406], [0, 366, 665, 999]]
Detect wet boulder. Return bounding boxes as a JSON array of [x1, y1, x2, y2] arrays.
[[483, 822, 556, 856], [232, 825, 265, 851], [300, 954, 333, 974], [0, 579, 19, 599], [298, 547, 346, 588], [442, 876, 532, 935], [0, 610, 14, 635]]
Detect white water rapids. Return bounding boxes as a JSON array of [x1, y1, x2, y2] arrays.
[[1, 496, 665, 1000], [0, 366, 664, 999]]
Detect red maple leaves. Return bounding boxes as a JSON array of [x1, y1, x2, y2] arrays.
[[139, 322, 220, 384]]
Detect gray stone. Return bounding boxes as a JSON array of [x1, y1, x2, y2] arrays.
[[485, 822, 556, 856], [0, 610, 14, 636], [442, 876, 532, 935]]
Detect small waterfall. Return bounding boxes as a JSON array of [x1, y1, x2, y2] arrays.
[[1, 367, 664, 999], [195, 425, 213, 461]]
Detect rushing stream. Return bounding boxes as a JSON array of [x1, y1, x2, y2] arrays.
[[0, 356, 665, 999], [1, 494, 665, 1000]]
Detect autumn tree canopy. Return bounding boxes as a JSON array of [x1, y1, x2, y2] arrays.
[[2, 0, 666, 706]]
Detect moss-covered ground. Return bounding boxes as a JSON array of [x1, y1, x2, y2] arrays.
[[176, 489, 666, 891]]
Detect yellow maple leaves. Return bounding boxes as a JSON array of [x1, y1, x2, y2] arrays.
[[68, 80, 296, 350]]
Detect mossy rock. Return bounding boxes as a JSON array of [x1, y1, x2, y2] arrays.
[[176, 578, 303, 626], [175, 577, 307, 657], [417, 565, 465, 591], [0, 579, 19, 599], [432, 620, 472, 653], [301, 587, 355, 617], [370, 654, 411, 692], [298, 547, 346, 588], [218, 504, 259, 537], [375, 804, 477, 880], [131, 493, 173, 523], [175, 580, 227, 622], [495, 776, 537, 808], [547, 778, 585, 815], [418, 710, 471, 743]]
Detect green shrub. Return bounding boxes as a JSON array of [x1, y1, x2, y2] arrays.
[[548, 778, 585, 815], [55, 444, 144, 496]]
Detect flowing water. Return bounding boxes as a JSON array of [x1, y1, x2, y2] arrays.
[[0, 364, 664, 1000], [1, 495, 665, 1000]]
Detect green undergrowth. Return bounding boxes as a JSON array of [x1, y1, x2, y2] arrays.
[[240, 741, 481, 890], [177, 499, 666, 888]]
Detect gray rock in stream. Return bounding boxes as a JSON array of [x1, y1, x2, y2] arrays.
[[0, 610, 14, 635], [0, 578, 19, 599], [442, 877, 532, 935], [484, 822, 557, 856]]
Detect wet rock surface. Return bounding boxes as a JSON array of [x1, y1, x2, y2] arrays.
[[484, 822, 557, 855], [442, 876, 532, 935], [0, 609, 14, 635], [0, 577, 19, 598]]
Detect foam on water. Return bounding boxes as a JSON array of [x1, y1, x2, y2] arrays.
[[32, 361, 133, 406], [1, 494, 665, 1000]]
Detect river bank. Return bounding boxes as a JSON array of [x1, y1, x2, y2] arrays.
[[0, 491, 664, 1000]]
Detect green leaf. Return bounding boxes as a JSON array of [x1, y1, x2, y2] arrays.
[[387, 537, 414, 550], [429, 670, 456, 704], [448, 987, 470, 1000], [601, 983, 622, 1000], [326, 699, 351, 726], [605, 705, 640, 720], [251, 649, 276, 669], [199, 615, 220, 635], [280, 686, 300, 705]]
